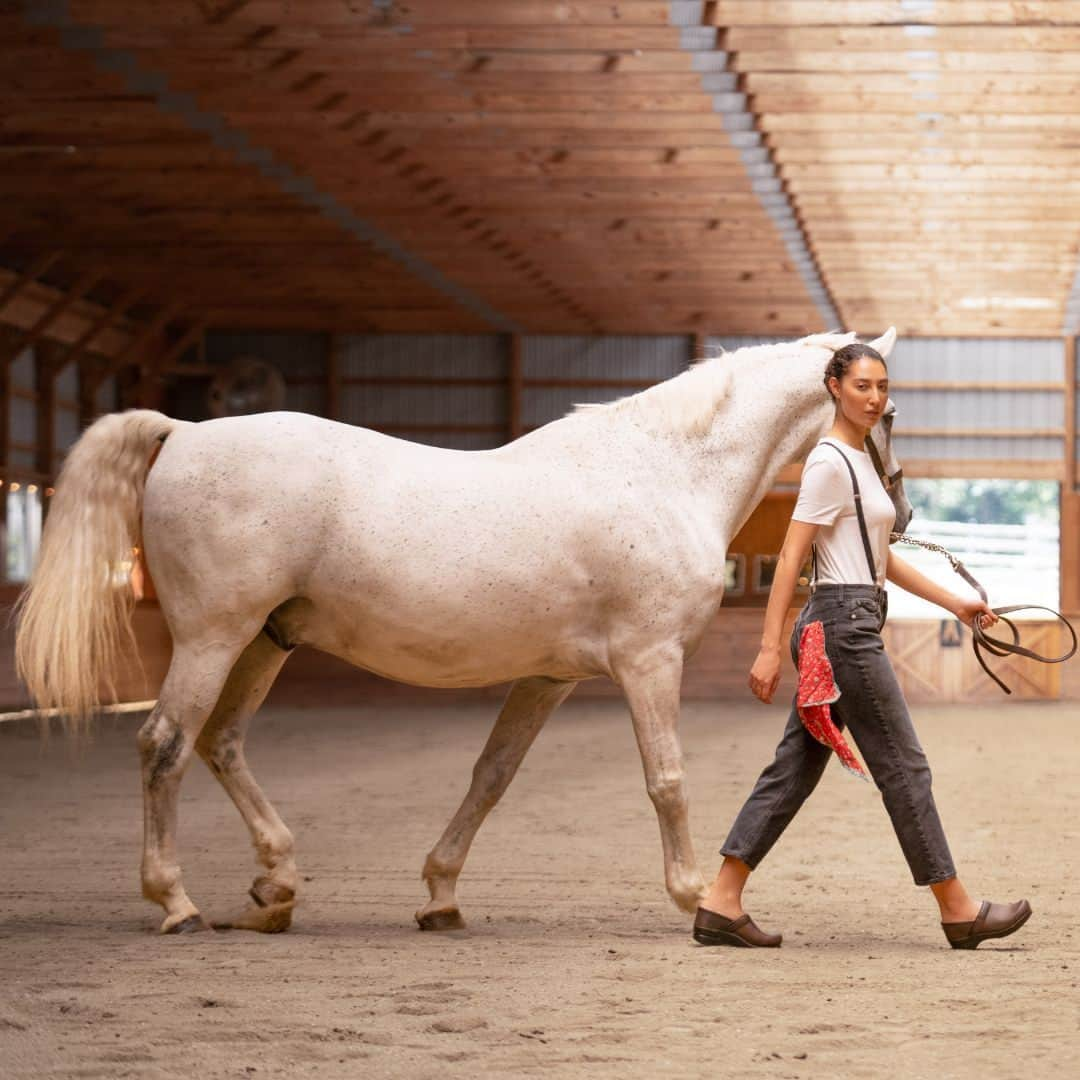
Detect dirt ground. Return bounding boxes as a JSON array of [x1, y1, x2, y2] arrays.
[[1, 696, 1077, 1079]]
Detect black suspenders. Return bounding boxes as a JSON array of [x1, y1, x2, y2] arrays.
[[810, 440, 878, 589]]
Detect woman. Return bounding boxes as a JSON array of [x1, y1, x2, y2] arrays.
[[693, 343, 1032, 950]]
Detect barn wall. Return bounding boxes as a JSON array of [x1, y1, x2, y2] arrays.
[[339, 334, 506, 450], [186, 332, 1075, 478]]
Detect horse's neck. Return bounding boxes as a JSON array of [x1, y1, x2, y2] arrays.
[[693, 383, 831, 543]]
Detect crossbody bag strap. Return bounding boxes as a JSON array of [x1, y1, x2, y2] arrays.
[[811, 440, 878, 586]]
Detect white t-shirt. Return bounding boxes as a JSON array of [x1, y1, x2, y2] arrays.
[[792, 439, 896, 587]]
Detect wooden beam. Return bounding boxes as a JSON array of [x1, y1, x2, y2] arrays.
[[507, 333, 523, 441], [0, 269, 101, 368], [0, 250, 62, 319], [35, 340, 57, 482], [51, 286, 143, 377], [691, 332, 706, 363], [326, 332, 341, 421], [1066, 335, 1077, 495], [1061, 335, 1079, 612], [155, 320, 207, 371], [87, 302, 182, 392], [77, 357, 99, 431], [0, 329, 13, 480]]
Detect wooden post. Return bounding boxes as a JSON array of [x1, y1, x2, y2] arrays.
[[0, 329, 11, 473], [0, 331, 8, 556], [35, 341, 57, 482], [690, 332, 706, 365], [507, 333, 523, 442], [155, 321, 207, 373], [326, 332, 341, 421], [1061, 335, 1080, 613], [78, 356, 101, 430]]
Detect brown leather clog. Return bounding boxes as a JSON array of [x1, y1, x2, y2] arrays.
[[942, 899, 1032, 950], [693, 906, 782, 948]]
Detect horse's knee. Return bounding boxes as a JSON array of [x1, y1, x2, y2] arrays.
[[646, 773, 687, 813], [195, 724, 241, 776], [137, 713, 188, 788]]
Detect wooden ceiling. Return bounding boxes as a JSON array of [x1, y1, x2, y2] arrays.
[[2, 1, 1080, 337]]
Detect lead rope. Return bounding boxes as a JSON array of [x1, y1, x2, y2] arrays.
[[889, 531, 1078, 695]]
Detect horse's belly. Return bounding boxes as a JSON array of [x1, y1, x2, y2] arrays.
[[300, 609, 604, 688]]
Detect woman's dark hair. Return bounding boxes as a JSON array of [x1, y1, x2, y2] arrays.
[[823, 344, 887, 402]]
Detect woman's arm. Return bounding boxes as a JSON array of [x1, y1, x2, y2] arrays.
[[748, 518, 820, 704], [885, 548, 998, 629]]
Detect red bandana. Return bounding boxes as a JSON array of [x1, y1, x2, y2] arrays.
[[796, 620, 869, 781]]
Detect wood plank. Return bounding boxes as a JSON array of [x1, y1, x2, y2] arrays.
[[72, 1, 680, 27], [730, 26, 1080, 51], [709, 1, 1080, 26]]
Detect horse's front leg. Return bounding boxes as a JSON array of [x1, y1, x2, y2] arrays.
[[416, 676, 576, 930], [616, 650, 705, 915]]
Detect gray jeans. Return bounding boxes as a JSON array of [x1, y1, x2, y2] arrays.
[[721, 583, 957, 886]]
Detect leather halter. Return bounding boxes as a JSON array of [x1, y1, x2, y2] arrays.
[[863, 429, 903, 492]]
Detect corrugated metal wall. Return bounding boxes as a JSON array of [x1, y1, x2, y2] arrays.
[[194, 331, 1077, 478], [7, 347, 35, 471], [521, 335, 687, 430], [339, 334, 505, 450], [204, 330, 327, 418], [890, 337, 1065, 463], [710, 335, 1068, 466], [54, 361, 78, 458]]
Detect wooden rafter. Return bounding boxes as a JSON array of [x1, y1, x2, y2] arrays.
[[155, 320, 207, 372], [85, 302, 183, 392], [0, 269, 101, 368], [0, 250, 62, 319], [50, 286, 144, 376]]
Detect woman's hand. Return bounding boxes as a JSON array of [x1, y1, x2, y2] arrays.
[[952, 597, 999, 631], [749, 646, 782, 703]]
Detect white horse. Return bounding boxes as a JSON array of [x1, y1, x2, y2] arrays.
[[16, 328, 906, 934]]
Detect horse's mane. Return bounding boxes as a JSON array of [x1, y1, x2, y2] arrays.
[[571, 331, 856, 437]]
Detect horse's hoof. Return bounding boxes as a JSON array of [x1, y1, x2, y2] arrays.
[[212, 901, 295, 934], [249, 876, 296, 909], [416, 907, 466, 932], [163, 913, 212, 935]]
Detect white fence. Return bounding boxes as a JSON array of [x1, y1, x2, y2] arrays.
[[889, 519, 1059, 619]]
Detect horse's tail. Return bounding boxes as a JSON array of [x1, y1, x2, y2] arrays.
[[15, 409, 179, 722]]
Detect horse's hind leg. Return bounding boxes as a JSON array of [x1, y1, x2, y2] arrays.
[[416, 676, 576, 931], [195, 631, 296, 932], [137, 635, 256, 933]]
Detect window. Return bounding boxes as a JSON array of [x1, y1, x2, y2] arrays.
[[889, 479, 1059, 619], [5, 483, 43, 583]]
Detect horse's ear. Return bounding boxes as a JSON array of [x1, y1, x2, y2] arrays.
[[867, 326, 896, 358]]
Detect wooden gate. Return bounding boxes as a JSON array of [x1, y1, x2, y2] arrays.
[[883, 619, 1063, 703]]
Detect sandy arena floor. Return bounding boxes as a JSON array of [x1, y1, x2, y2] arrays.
[[1, 696, 1077, 1079]]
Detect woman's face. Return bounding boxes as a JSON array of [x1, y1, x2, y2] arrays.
[[828, 357, 889, 432]]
